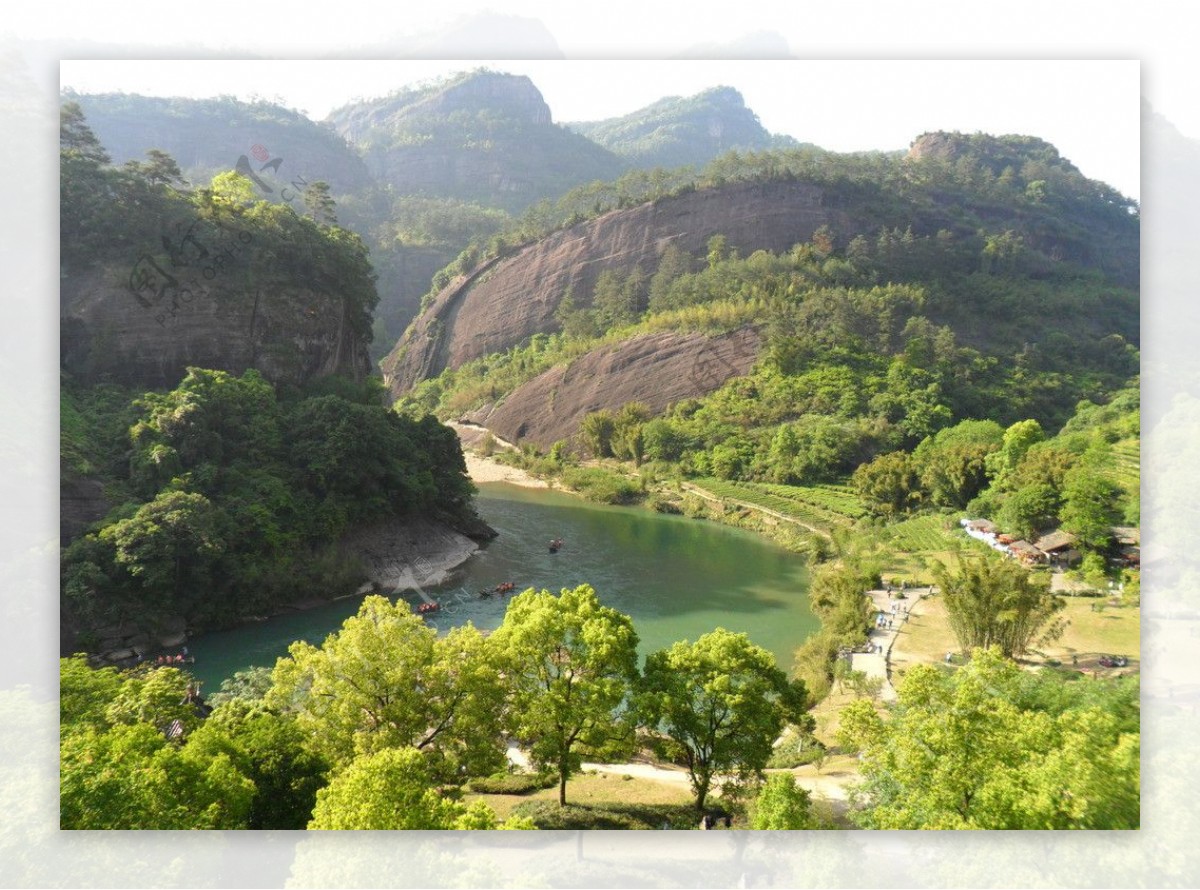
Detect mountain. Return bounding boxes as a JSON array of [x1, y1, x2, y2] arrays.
[[326, 69, 625, 214], [388, 134, 1139, 456], [568, 86, 800, 169], [60, 104, 375, 390], [65, 91, 372, 194]]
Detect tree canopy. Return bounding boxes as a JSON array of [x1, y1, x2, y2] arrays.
[[490, 584, 640, 805], [934, 557, 1065, 659], [267, 595, 506, 778], [837, 648, 1139, 829], [640, 628, 810, 810]]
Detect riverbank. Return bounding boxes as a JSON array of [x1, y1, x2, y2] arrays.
[[340, 516, 483, 593], [451, 421, 551, 489]]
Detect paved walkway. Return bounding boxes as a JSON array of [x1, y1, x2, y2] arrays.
[[849, 586, 933, 702]]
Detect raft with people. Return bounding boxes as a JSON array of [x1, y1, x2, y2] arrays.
[[549, 537, 564, 553], [417, 601, 441, 614]]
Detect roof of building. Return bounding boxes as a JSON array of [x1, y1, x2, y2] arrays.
[[1034, 530, 1077, 552], [1111, 526, 1140, 545]]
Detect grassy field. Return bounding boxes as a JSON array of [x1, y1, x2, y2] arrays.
[[1038, 596, 1141, 669], [466, 770, 699, 829], [888, 587, 1141, 682]]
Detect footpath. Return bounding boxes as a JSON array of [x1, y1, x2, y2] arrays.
[[849, 586, 934, 702]]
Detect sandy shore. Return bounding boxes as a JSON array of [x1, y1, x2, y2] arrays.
[[463, 451, 550, 488], [448, 421, 551, 489]]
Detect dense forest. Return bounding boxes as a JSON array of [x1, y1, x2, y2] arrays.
[[60, 103, 484, 649]]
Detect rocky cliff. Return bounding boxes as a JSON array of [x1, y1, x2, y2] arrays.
[[460, 327, 761, 449], [61, 266, 371, 390], [382, 178, 851, 396]]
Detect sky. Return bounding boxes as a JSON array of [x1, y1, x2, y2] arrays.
[[59, 59, 1142, 200]]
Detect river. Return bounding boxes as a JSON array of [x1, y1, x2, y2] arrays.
[[186, 482, 817, 690]]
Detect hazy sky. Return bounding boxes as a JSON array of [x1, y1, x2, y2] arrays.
[[60, 59, 1141, 200]]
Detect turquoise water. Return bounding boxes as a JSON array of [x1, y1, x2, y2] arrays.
[[186, 482, 817, 690]]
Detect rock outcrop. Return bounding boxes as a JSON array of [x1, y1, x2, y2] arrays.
[[61, 266, 371, 390], [459, 327, 761, 450], [383, 178, 850, 396]]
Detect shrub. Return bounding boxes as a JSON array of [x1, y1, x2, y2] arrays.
[[561, 467, 643, 505], [767, 731, 828, 769], [512, 802, 646, 830], [467, 771, 557, 795]]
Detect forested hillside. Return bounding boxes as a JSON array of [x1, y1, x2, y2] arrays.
[[60, 102, 377, 389], [67, 91, 372, 193], [66, 72, 827, 359], [60, 103, 487, 655], [568, 86, 801, 168], [392, 132, 1139, 449]]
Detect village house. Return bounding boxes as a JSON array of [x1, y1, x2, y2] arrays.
[[1033, 529, 1081, 567]]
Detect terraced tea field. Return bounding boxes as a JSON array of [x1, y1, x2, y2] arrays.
[[691, 478, 864, 532], [1105, 438, 1140, 493]]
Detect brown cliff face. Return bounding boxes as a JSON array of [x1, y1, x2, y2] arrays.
[[459, 327, 761, 450], [383, 179, 849, 396], [61, 267, 371, 390]]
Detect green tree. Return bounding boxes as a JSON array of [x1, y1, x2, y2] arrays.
[[303, 180, 338, 226], [308, 746, 495, 830], [639, 629, 810, 810], [59, 657, 256, 830], [750, 773, 814, 829], [100, 490, 227, 615], [59, 655, 124, 733], [642, 418, 686, 463], [985, 419, 1045, 489], [914, 420, 1005, 509], [490, 584, 640, 805], [837, 648, 1138, 829], [267, 595, 507, 777], [60, 723, 255, 830], [933, 557, 1065, 659], [852, 450, 919, 516], [579, 409, 616, 458], [611, 402, 651, 465], [995, 483, 1059, 541], [807, 561, 878, 643], [1059, 465, 1120, 551], [648, 242, 694, 312], [60, 100, 110, 163], [208, 170, 258, 207], [187, 707, 330, 830], [126, 148, 186, 187]]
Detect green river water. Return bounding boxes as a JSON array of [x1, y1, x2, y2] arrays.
[[186, 482, 817, 690]]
